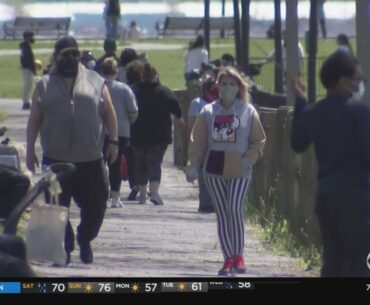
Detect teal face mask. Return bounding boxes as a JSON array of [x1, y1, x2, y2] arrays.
[[219, 84, 238, 106]]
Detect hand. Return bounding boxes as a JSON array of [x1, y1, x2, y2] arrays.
[[26, 150, 39, 172], [177, 117, 186, 127], [291, 78, 307, 100], [186, 165, 198, 183], [105, 143, 118, 165]]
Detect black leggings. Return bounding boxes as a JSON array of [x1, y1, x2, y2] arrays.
[[132, 144, 168, 185], [103, 136, 130, 192]]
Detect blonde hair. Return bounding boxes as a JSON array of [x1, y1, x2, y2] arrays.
[[34, 59, 43, 71], [101, 57, 118, 76], [216, 66, 251, 104]]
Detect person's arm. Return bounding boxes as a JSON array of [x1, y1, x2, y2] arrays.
[[187, 116, 197, 139], [351, 104, 370, 167], [201, 48, 209, 63], [290, 80, 312, 153], [102, 85, 118, 164], [26, 87, 42, 171], [124, 86, 138, 124], [163, 86, 182, 118], [244, 109, 266, 165], [187, 99, 200, 138], [188, 111, 207, 168]]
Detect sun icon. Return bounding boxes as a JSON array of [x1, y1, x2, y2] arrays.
[[131, 283, 140, 293], [84, 283, 94, 293], [177, 282, 186, 292]]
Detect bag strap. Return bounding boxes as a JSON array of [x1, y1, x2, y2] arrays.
[[49, 174, 62, 206]]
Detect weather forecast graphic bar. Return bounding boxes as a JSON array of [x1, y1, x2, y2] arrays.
[[0, 281, 257, 294], [0, 282, 21, 294]]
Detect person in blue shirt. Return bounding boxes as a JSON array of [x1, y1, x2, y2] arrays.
[[187, 77, 218, 213], [291, 51, 370, 277]]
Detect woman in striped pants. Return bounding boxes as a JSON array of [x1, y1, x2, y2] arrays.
[[187, 67, 266, 276]]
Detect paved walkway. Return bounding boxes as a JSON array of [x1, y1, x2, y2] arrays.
[[0, 98, 312, 277], [0, 42, 234, 57]]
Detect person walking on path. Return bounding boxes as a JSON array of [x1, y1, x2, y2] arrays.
[[131, 63, 183, 205], [20, 30, 36, 110], [336, 33, 353, 56], [104, 0, 121, 40], [101, 57, 138, 208], [187, 77, 218, 213], [117, 49, 141, 201], [187, 67, 266, 276], [184, 34, 209, 82], [95, 39, 119, 75], [291, 51, 370, 277], [26, 36, 118, 265]]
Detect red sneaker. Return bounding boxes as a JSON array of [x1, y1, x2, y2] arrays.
[[218, 258, 234, 276], [233, 256, 247, 274]]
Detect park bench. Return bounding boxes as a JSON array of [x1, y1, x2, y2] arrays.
[[3, 17, 71, 40], [201, 17, 234, 36], [160, 16, 234, 37], [161, 17, 203, 36]]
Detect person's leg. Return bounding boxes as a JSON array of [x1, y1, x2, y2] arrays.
[[148, 144, 167, 205], [106, 137, 127, 207], [204, 175, 235, 275], [0, 165, 30, 219], [315, 192, 343, 277], [72, 159, 108, 264], [132, 145, 149, 204], [197, 169, 214, 213], [335, 190, 370, 277], [124, 144, 138, 200], [22, 69, 33, 108], [226, 177, 249, 273]]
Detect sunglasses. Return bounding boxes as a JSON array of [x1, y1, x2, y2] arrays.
[[59, 50, 80, 59]]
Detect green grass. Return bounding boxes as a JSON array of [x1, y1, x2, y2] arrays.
[[0, 37, 350, 98], [0, 112, 7, 122], [245, 196, 321, 275]]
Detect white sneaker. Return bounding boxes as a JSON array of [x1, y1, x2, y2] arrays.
[[111, 197, 124, 208], [138, 193, 146, 204]]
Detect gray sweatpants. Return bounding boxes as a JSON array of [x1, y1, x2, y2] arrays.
[[22, 68, 33, 105]]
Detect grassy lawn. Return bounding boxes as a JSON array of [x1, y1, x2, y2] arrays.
[[0, 37, 348, 98]]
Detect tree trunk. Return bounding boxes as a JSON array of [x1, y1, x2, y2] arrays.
[[274, 0, 284, 93], [204, 0, 211, 56], [308, 0, 318, 104], [241, 0, 250, 74], [233, 0, 242, 66]]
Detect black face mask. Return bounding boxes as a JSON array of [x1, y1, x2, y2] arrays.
[[56, 57, 79, 78]]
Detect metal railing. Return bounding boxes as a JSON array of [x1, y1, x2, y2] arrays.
[[250, 56, 327, 100]]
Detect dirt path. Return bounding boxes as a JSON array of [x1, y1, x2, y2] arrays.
[[0, 98, 312, 277]]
